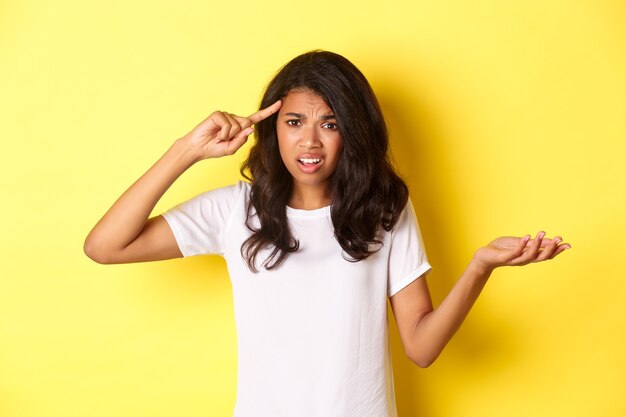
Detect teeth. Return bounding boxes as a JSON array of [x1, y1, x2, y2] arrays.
[[299, 158, 321, 164]]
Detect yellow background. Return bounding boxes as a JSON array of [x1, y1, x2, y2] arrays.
[[1, 0, 625, 416]]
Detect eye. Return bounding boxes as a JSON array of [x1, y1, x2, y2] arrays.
[[286, 119, 302, 126], [322, 122, 338, 130]]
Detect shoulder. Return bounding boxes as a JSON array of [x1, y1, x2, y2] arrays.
[[164, 180, 250, 217], [390, 197, 417, 233], [193, 180, 250, 203], [214, 179, 250, 196]]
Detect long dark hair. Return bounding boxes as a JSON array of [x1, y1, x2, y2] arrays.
[[240, 50, 408, 272]]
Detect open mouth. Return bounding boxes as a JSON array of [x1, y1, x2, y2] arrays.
[[296, 156, 324, 173], [298, 157, 322, 166]]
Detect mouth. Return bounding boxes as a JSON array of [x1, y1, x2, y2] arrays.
[[296, 156, 324, 173], [297, 157, 322, 166]]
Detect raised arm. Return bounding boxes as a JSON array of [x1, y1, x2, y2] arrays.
[[390, 232, 571, 367], [83, 100, 282, 264]]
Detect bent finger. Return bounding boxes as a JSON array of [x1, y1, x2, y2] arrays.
[[536, 236, 561, 261], [502, 235, 531, 265], [518, 231, 545, 263], [223, 112, 243, 139], [510, 235, 531, 259], [550, 242, 572, 259], [223, 127, 254, 156], [211, 111, 232, 142]]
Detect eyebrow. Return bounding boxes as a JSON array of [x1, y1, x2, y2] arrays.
[[284, 112, 336, 120]]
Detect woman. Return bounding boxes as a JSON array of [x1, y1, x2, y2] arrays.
[[84, 50, 570, 417]]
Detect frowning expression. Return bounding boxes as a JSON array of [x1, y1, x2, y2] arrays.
[[276, 89, 343, 198]]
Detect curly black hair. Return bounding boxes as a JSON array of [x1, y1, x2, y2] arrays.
[[240, 50, 408, 272]]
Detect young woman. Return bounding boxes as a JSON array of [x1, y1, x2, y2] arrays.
[[84, 50, 570, 417]]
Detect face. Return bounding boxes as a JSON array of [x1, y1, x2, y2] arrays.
[[276, 89, 343, 201]]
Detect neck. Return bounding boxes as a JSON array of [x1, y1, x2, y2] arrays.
[[288, 183, 331, 210]]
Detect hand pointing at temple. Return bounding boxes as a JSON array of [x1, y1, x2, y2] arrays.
[[181, 100, 282, 161]]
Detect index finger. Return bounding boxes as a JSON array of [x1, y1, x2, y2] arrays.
[[247, 100, 282, 124]]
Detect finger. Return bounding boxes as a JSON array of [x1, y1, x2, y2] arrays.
[[247, 100, 282, 124], [510, 235, 530, 259], [550, 242, 571, 259], [535, 236, 563, 249], [503, 235, 530, 265], [536, 236, 561, 261], [517, 231, 545, 264], [232, 114, 253, 130], [528, 231, 545, 257], [211, 111, 232, 142], [223, 126, 254, 156], [223, 112, 243, 139]]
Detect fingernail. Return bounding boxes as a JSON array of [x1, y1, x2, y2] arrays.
[[538, 231, 546, 238]]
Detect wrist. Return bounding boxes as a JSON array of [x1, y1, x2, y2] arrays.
[[170, 137, 202, 167], [468, 255, 495, 280]]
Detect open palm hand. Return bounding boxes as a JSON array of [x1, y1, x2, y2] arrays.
[[473, 232, 571, 272]]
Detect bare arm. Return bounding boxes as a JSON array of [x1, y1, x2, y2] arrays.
[[83, 101, 282, 264], [390, 232, 571, 367]]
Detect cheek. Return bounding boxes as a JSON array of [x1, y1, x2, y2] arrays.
[[276, 127, 288, 156], [276, 133, 298, 171], [276, 124, 296, 146], [329, 137, 343, 160]]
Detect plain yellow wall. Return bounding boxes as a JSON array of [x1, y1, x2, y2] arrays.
[[1, 1, 625, 416]]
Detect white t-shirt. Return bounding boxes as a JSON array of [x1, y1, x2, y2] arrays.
[[162, 181, 431, 417]]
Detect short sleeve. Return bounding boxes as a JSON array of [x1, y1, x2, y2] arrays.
[[161, 181, 248, 257], [387, 199, 432, 297]]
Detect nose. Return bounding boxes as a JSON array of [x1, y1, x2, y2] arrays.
[[299, 125, 322, 149]]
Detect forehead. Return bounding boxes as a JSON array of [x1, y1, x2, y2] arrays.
[[281, 89, 332, 112]]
